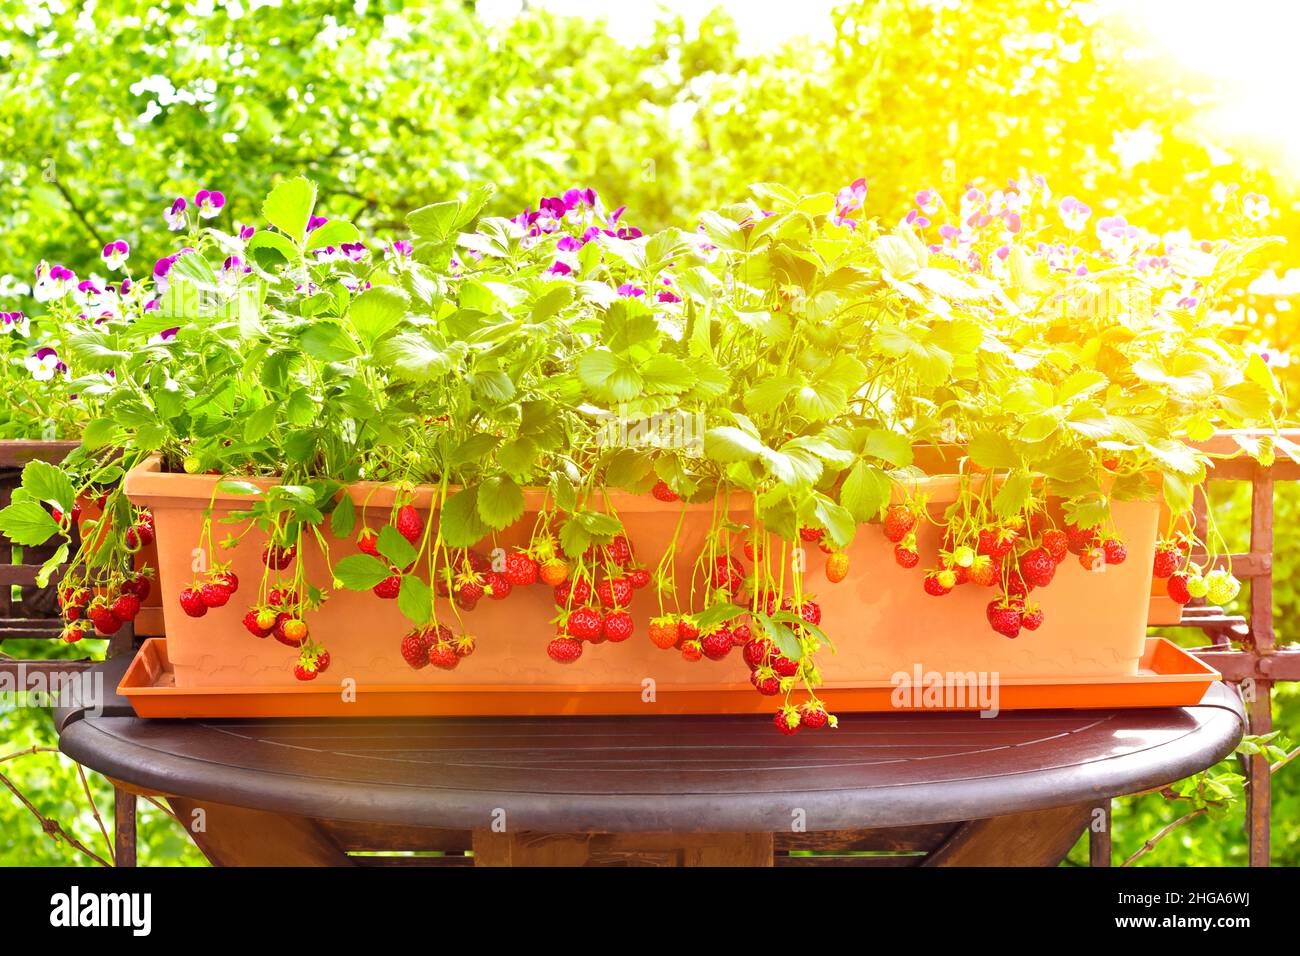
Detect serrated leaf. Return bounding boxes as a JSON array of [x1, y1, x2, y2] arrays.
[[477, 475, 524, 530], [993, 472, 1033, 518], [439, 487, 488, 548], [330, 495, 356, 539], [705, 426, 764, 462], [262, 176, 317, 243], [840, 461, 890, 522], [348, 286, 409, 347], [332, 553, 393, 590], [377, 525, 418, 568], [21, 459, 76, 512], [397, 574, 433, 626], [0, 500, 61, 546]]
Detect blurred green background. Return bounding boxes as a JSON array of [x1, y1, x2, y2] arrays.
[[1, 0, 1296, 866]]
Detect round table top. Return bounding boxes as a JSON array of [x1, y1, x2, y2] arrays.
[[57, 677, 1245, 833]]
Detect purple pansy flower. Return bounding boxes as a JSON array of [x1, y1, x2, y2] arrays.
[[33, 263, 75, 303], [102, 239, 130, 271], [385, 240, 412, 261], [237, 223, 256, 240], [1058, 196, 1091, 232], [546, 261, 573, 276], [306, 215, 329, 233], [195, 189, 225, 220], [341, 242, 369, 262], [26, 347, 65, 380], [165, 197, 187, 231], [1242, 193, 1270, 222], [617, 283, 645, 298], [1, 311, 28, 335]]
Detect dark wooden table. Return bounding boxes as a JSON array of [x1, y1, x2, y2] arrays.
[[55, 667, 1245, 867]]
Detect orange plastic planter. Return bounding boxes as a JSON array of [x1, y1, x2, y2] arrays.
[[123, 456, 1162, 714], [119, 637, 1219, 717]]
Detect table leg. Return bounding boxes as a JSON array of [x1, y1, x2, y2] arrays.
[[923, 802, 1094, 866], [166, 797, 353, 867], [472, 830, 774, 866]]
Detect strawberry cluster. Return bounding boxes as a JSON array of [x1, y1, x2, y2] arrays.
[[1152, 533, 1241, 608], [399, 623, 477, 670], [58, 571, 152, 643], [549, 534, 650, 663], [884, 501, 1132, 640]]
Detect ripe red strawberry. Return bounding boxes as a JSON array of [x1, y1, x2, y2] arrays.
[[1167, 572, 1192, 605], [626, 566, 651, 589], [504, 550, 538, 586], [596, 576, 634, 609], [566, 606, 603, 641], [680, 641, 703, 662], [255, 608, 278, 631], [1042, 528, 1069, 564], [772, 654, 799, 678], [357, 529, 380, 556], [88, 604, 123, 635], [1153, 544, 1180, 579], [751, 670, 780, 695], [313, 650, 331, 674], [484, 571, 512, 600], [121, 575, 152, 600], [1078, 547, 1104, 571], [211, 570, 238, 595], [1021, 604, 1045, 631], [401, 629, 435, 669], [825, 551, 849, 583], [539, 558, 570, 586], [603, 609, 634, 642], [125, 519, 155, 549], [798, 702, 829, 729], [454, 573, 486, 608], [454, 633, 477, 657], [648, 616, 678, 649], [977, 526, 1018, 559], [773, 710, 801, 735], [272, 614, 295, 646], [547, 636, 583, 663], [742, 539, 763, 562], [701, 629, 733, 660], [179, 587, 208, 618], [894, 545, 920, 569], [373, 573, 402, 599], [1004, 570, 1033, 598], [395, 504, 424, 546], [743, 637, 773, 669], [798, 600, 822, 626], [1102, 539, 1127, 566], [61, 625, 86, 644], [1064, 522, 1099, 555], [986, 600, 1023, 639], [200, 583, 230, 608], [262, 543, 296, 570], [968, 555, 997, 587], [243, 610, 271, 638], [554, 576, 592, 607], [605, 534, 633, 567], [1019, 548, 1056, 588], [731, 622, 752, 646], [677, 618, 700, 642], [429, 643, 460, 669], [110, 593, 141, 622], [882, 505, 916, 543], [293, 662, 319, 681], [651, 480, 679, 502], [923, 569, 955, 596]]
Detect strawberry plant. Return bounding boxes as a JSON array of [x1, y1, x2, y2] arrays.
[[0, 172, 1285, 733]]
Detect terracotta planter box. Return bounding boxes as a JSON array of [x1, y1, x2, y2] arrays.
[[123, 455, 1162, 712]]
